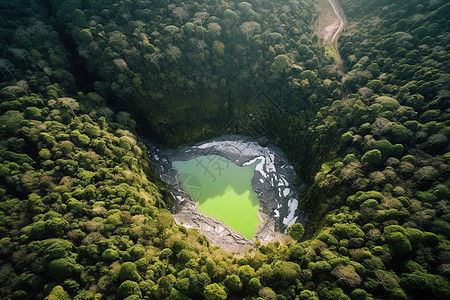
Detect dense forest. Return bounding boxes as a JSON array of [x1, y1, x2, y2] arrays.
[[0, 0, 449, 299]]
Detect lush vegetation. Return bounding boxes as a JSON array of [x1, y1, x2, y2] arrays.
[[49, 0, 332, 146], [0, 0, 449, 299]]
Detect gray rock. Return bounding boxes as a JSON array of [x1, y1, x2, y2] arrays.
[[258, 136, 269, 147]]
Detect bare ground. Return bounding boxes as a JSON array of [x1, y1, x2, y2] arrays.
[[315, 0, 340, 42], [315, 0, 346, 73]]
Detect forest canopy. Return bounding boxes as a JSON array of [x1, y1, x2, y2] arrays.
[[0, 0, 449, 299]]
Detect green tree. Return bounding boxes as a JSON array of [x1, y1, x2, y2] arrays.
[[117, 280, 142, 299], [287, 223, 305, 240], [158, 276, 173, 298], [258, 287, 277, 300], [248, 277, 261, 295], [361, 149, 382, 164], [0, 110, 24, 134], [238, 265, 256, 285], [119, 262, 141, 283], [102, 249, 120, 263], [299, 290, 319, 300], [48, 258, 77, 281], [383, 226, 412, 257], [270, 55, 290, 77], [271, 261, 301, 287], [401, 271, 450, 298], [223, 274, 242, 293], [203, 283, 227, 300], [45, 285, 70, 300]]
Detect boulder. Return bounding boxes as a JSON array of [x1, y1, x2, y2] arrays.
[[258, 136, 269, 147]]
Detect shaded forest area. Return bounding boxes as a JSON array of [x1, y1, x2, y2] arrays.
[[0, 0, 449, 299]]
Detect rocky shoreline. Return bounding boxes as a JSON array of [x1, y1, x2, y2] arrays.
[[144, 135, 305, 253]]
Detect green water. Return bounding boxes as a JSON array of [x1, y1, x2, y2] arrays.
[[172, 155, 260, 239]]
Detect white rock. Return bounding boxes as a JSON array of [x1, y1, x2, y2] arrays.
[[279, 175, 289, 186], [283, 198, 298, 227], [244, 156, 267, 178]]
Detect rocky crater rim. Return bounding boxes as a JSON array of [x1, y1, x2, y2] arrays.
[[145, 135, 305, 253]]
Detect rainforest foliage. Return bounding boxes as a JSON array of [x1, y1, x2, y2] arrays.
[[49, 0, 329, 146], [0, 0, 449, 299]]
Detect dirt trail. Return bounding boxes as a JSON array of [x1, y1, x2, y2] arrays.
[[316, 0, 346, 73], [328, 0, 346, 73]]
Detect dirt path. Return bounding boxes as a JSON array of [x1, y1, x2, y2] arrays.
[[328, 0, 346, 73], [315, 0, 346, 73]]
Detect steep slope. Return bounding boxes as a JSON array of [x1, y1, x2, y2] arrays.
[[49, 0, 331, 146]]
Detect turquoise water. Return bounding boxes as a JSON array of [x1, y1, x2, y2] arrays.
[[172, 155, 260, 239]]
